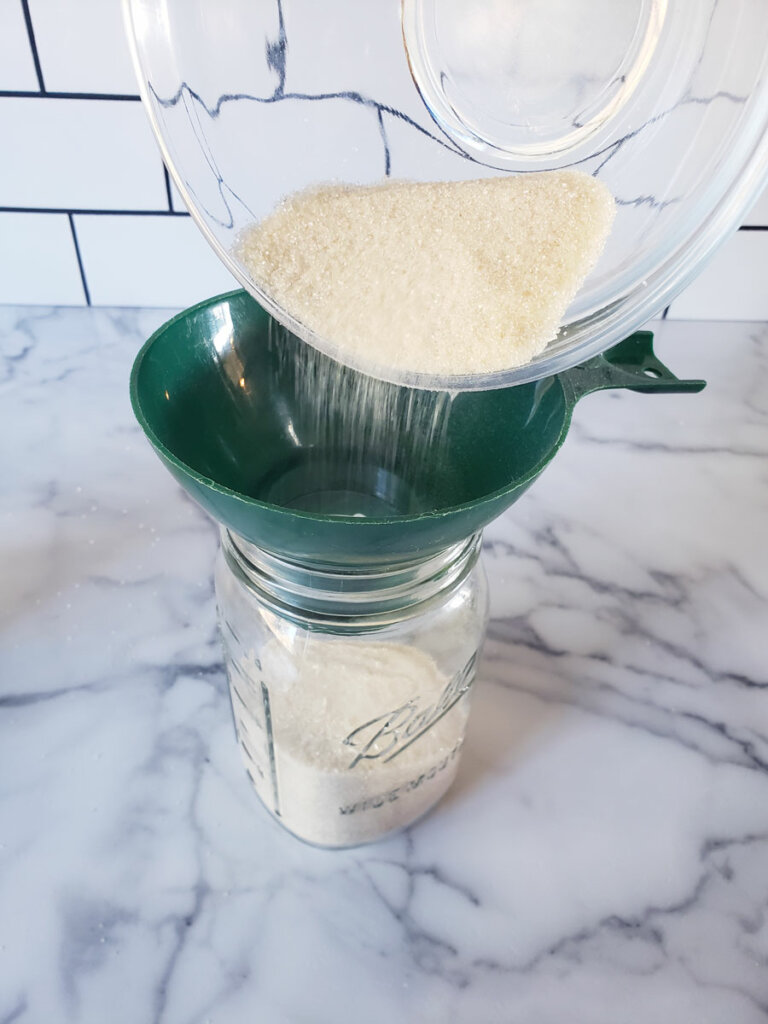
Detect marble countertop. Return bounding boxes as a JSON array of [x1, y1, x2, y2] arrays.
[[1, 307, 768, 1024]]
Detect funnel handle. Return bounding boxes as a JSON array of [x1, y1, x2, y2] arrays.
[[562, 331, 706, 403]]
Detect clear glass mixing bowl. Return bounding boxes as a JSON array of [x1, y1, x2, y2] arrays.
[[124, 0, 768, 389]]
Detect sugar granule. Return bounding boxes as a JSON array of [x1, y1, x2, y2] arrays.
[[236, 170, 616, 377]]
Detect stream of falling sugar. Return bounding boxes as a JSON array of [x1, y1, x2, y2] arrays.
[[264, 319, 456, 517]]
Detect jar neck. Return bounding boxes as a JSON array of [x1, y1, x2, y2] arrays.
[[220, 530, 482, 626]]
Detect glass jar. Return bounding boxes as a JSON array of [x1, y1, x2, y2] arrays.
[[215, 530, 488, 847]]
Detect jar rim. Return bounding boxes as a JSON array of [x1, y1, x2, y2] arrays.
[[220, 530, 483, 629]]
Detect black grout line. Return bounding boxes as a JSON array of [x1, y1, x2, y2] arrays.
[[0, 206, 189, 217], [19, 0, 45, 93], [1, 203, 763, 228], [0, 89, 141, 101], [67, 213, 91, 306], [162, 164, 174, 212]]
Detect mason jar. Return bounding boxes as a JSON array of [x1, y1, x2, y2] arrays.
[[215, 530, 489, 848]]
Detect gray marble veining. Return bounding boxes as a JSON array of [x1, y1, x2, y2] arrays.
[[1, 309, 767, 1023]]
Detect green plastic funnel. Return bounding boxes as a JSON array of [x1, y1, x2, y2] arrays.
[[131, 291, 704, 568]]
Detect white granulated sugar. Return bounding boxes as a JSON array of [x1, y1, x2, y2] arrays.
[[237, 170, 615, 377], [236, 637, 472, 847]]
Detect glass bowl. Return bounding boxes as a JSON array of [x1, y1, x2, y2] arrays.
[[124, 0, 768, 389]]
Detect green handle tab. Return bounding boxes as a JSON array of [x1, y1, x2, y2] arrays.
[[562, 331, 706, 403]]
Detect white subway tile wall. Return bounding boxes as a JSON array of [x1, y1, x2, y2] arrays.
[[0, 0, 39, 91], [0, 212, 85, 304], [168, 177, 187, 215], [27, 0, 138, 95], [0, 0, 766, 313], [742, 186, 768, 229], [667, 232, 768, 322], [74, 215, 237, 307], [0, 98, 167, 210]]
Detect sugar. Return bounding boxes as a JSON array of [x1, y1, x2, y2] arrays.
[[236, 171, 615, 378], [264, 317, 456, 516], [235, 637, 472, 847]]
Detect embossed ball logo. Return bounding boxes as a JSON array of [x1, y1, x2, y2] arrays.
[[342, 654, 477, 768]]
